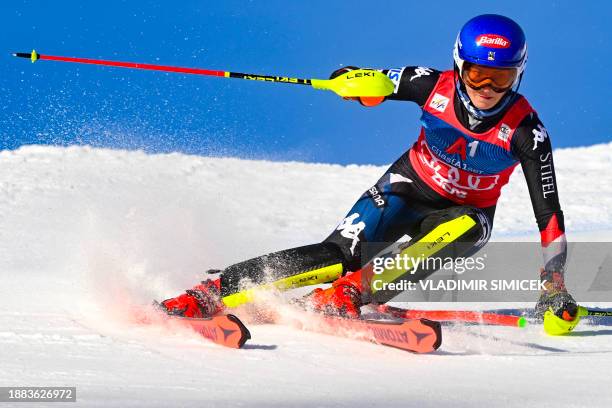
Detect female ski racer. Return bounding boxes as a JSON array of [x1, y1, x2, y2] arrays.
[[159, 14, 578, 326]]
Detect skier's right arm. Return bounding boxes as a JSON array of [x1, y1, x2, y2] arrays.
[[329, 66, 442, 107]]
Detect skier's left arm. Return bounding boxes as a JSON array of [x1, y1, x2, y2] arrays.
[[511, 114, 577, 317]]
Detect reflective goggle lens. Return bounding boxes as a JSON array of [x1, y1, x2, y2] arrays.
[[461, 63, 517, 92]]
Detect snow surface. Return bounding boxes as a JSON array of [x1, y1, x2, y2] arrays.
[[1, 143, 612, 407]]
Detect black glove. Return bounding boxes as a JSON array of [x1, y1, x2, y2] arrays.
[[534, 290, 578, 321]]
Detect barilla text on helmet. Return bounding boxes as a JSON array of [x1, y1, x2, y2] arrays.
[[475, 34, 511, 49]]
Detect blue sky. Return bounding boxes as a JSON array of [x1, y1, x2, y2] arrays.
[[1, 0, 610, 164]]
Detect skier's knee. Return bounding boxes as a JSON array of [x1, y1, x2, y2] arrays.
[[420, 206, 492, 253]]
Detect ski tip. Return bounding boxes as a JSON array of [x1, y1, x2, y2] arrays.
[[225, 314, 252, 348], [216, 314, 251, 348], [419, 318, 443, 351], [517, 316, 527, 328]]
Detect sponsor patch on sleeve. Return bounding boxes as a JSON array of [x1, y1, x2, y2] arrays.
[[386, 67, 406, 93], [409, 67, 434, 82], [532, 124, 549, 150]]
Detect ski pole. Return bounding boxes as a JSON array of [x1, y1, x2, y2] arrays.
[[12, 50, 394, 98], [378, 305, 527, 328], [578, 307, 612, 317]]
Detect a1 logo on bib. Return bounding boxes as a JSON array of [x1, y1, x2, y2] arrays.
[[429, 93, 450, 113]]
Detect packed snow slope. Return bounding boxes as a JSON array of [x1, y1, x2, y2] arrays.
[[1, 143, 612, 407]]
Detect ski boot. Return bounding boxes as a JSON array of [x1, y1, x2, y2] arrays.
[[302, 270, 363, 319], [534, 272, 580, 335], [534, 271, 578, 321], [158, 278, 224, 318]]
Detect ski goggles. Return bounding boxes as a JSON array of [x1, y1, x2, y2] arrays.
[[461, 62, 518, 93]]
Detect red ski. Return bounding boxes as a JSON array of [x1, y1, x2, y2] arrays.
[[137, 306, 251, 349], [286, 312, 442, 353], [166, 314, 251, 349]]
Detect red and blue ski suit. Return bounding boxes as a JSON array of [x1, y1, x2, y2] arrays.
[[218, 66, 567, 304], [323, 67, 566, 288]]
